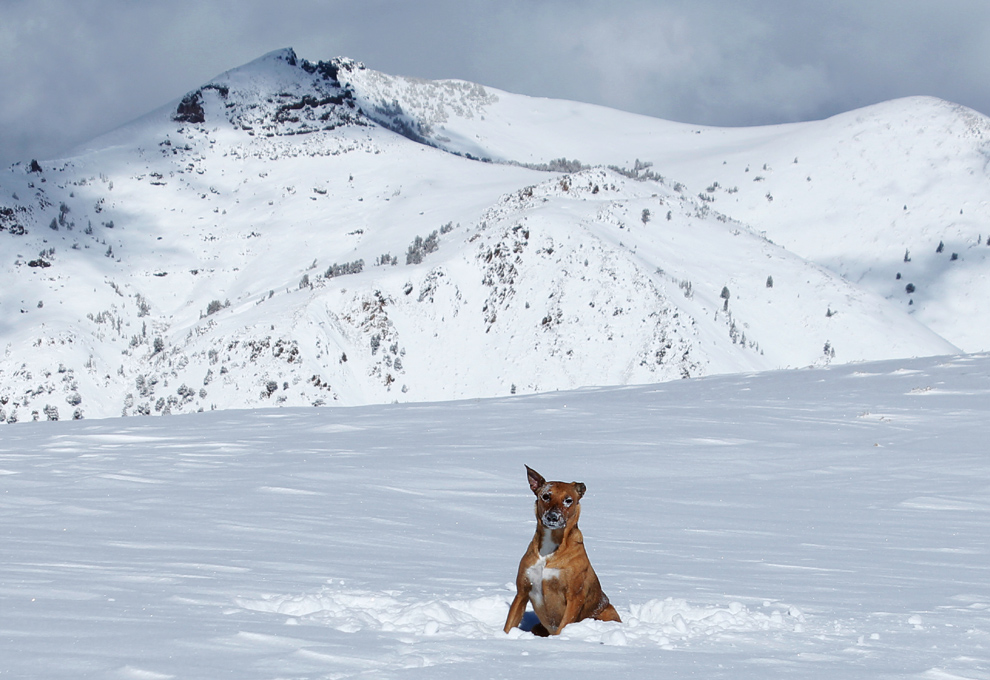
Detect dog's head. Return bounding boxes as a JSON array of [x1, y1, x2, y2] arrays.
[[525, 465, 586, 530]]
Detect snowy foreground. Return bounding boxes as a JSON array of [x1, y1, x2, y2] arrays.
[[2, 354, 989, 679]]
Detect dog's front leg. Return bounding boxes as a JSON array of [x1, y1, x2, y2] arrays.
[[553, 592, 584, 635], [503, 590, 529, 633]]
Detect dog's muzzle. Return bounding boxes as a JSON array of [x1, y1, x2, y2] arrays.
[[541, 509, 566, 529]]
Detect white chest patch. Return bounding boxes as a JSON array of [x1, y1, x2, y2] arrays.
[[539, 531, 559, 557], [525, 554, 560, 609]]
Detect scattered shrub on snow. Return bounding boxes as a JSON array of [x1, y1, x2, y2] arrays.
[[205, 299, 229, 316], [513, 158, 587, 173], [325, 259, 365, 278], [135, 294, 151, 317], [406, 230, 439, 265], [608, 159, 663, 182]]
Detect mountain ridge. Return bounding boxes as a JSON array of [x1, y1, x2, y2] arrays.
[[0, 48, 977, 423]]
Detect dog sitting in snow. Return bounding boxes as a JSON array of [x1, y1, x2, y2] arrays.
[[503, 465, 621, 636]]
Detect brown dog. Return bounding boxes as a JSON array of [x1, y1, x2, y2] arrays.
[[503, 465, 621, 636]]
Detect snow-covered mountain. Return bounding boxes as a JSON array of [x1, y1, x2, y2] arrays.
[[1, 48, 983, 423]]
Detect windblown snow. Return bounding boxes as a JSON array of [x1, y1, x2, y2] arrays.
[[2, 47, 986, 423]]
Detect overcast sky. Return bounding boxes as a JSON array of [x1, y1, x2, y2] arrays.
[[2, 0, 989, 168]]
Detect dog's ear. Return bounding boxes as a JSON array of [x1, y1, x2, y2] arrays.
[[573, 482, 587, 499], [525, 465, 546, 495]]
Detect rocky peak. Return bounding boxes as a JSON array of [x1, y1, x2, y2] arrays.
[[171, 49, 367, 137]]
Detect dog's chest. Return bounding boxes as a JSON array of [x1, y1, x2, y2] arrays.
[[525, 554, 561, 608]]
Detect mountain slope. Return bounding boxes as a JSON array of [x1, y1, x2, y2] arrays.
[[0, 48, 967, 423], [347, 66, 990, 350]]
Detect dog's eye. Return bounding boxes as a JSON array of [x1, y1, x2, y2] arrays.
[[541, 493, 551, 502], [563, 497, 573, 507]]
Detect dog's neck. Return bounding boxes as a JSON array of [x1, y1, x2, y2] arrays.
[[536, 524, 570, 556]]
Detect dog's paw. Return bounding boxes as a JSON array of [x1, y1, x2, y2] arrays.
[[505, 627, 528, 639]]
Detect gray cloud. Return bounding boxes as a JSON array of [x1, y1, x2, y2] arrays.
[[2, 0, 989, 168]]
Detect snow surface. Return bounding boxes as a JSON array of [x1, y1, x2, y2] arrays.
[[3, 352, 989, 678]]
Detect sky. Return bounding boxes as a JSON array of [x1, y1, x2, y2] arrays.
[[2, 0, 989, 169]]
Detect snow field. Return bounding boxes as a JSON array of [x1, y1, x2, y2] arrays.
[[3, 352, 990, 678]]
